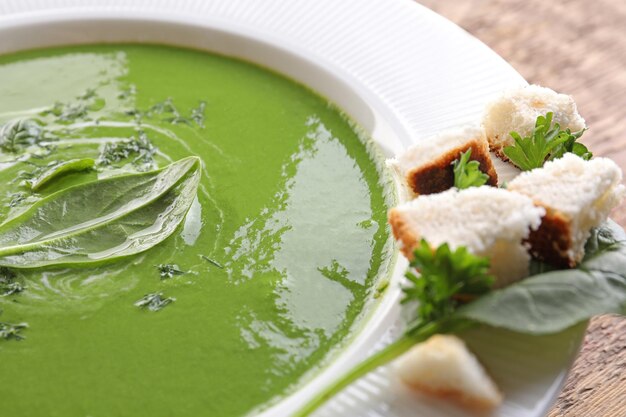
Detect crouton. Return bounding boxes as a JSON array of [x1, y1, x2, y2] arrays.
[[387, 126, 497, 197], [482, 85, 586, 158], [507, 153, 625, 266], [388, 187, 544, 286], [396, 335, 502, 410]]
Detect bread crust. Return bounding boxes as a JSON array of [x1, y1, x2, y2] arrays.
[[525, 205, 576, 267], [388, 208, 420, 259], [404, 381, 501, 411], [406, 139, 498, 196]]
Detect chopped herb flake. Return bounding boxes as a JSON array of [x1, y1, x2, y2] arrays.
[[0, 322, 28, 341], [134, 293, 176, 312], [191, 101, 207, 127], [201, 255, 224, 269], [97, 131, 157, 170], [0, 119, 45, 153], [0, 267, 24, 296], [156, 264, 185, 279]]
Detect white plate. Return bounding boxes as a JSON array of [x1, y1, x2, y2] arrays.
[[0, 2, 584, 417]]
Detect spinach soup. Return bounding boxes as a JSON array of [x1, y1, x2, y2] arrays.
[[0, 44, 393, 417]]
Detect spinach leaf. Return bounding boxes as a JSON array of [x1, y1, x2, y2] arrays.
[[27, 158, 95, 191], [456, 220, 626, 334], [0, 156, 200, 268]]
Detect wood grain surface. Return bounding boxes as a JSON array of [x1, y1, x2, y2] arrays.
[[416, 1, 626, 416]]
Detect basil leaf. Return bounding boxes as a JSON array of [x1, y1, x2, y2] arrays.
[[456, 220, 626, 334], [0, 156, 200, 268]]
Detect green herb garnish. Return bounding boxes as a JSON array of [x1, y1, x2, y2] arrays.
[[200, 255, 223, 269], [0, 321, 28, 340], [0, 119, 45, 153], [97, 131, 157, 170], [134, 292, 175, 312], [156, 264, 185, 279], [451, 148, 489, 189], [0, 267, 24, 296], [503, 112, 590, 171], [190, 101, 207, 127]]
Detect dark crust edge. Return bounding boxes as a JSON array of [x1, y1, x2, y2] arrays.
[[406, 138, 498, 196], [525, 205, 577, 267]]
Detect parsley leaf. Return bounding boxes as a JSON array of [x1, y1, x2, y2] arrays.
[[451, 149, 489, 189], [402, 240, 494, 324], [503, 112, 589, 171]]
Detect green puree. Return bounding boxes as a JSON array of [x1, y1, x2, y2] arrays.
[[0, 45, 393, 416]]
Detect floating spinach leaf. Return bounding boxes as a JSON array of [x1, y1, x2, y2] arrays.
[[0, 156, 201, 268], [27, 158, 95, 191]]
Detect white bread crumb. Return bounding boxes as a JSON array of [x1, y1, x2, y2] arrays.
[[396, 334, 503, 410], [388, 126, 484, 174], [508, 153, 625, 265], [388, 186, 544, 286], [482, 85, 586, 154]]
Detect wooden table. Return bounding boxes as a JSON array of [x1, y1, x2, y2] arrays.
[[417, 1, 626, 416]]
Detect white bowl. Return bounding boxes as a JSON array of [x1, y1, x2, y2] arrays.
[[0, 5, 582, 417]]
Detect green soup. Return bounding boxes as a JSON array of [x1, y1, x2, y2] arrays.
[[0, 44, 394, 417]]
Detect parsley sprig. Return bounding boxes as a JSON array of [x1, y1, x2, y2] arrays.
[[294, 241, 494, 416], [403, 240, 494, 324], [451, 149, 489, 189], [503, 112, 590, 171]]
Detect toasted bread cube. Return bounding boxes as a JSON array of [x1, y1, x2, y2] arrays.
[[482, 85, 586, 158], [388, 187, 544, 286], [387, 126, 497, 197], [507, 153, 625, 266], [397, 335, 503, 410]]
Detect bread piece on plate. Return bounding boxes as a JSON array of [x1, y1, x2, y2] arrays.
[[387, 126, 497, 197], [396, 334, 502, 411], [482, 85, 586, 158], [507, 153, 625, 267], [388, 186, 544, 286]]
